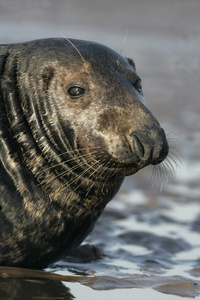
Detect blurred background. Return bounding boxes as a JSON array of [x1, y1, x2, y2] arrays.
[[1, 0, 199, 148], [0, 0, 200, 299]]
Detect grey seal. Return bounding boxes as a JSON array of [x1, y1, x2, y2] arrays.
[[0, 38, 168, 268]]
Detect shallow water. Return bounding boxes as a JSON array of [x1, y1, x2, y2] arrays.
[[0, 0, 200, 298]]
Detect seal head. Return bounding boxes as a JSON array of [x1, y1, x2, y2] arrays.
[[0, 38, 168, 268]]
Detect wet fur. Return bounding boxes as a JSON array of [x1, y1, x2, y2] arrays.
[[0, 38, 169, 268]]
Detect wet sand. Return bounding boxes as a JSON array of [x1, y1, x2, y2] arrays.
[[0, 0, 200, 299]]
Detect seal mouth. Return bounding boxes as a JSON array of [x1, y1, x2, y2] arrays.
[[76, 145, 143, 179], [76, 129, 169, 179]]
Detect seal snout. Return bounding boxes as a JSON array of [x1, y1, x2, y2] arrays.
[[130, 126, 169, 166]]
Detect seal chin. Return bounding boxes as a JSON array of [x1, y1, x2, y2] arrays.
[[117, 165, 141, 177]]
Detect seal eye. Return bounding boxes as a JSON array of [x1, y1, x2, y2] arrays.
[[134, 79, 143, 94], [67, 86, 86, 98]]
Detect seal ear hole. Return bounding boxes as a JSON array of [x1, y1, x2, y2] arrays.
[[42, 67, 54, 90], [127, 58, 136, 70]]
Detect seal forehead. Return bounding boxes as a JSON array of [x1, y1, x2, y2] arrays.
[[17, 38, 134, 86], [58, 39, 132, 73]]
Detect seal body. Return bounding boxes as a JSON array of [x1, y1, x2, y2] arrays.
[[0, 38, 168, 268]]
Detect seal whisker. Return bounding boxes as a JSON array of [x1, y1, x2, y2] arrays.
[[151, 153, 179, 191], [166, 130, 175, 137], [150, 165, 157, 188], [150, 132, 181, 191], [155, 166, 162, 188], [40, 153, 103, 186], [58, 166, 96, 194], [167, 137, 180, 143], [168, 152, 181, 169], [100, 162, 116, 193], [38, 149, 100, 175], [164, 160, 175, 180], [168, 150, 182, 165], [168, 148, 182, 159], [57, 146, 100, 156], [84, 166, 107, 197], [167, 140, 182, 154], [84, 157, 111, 196], [152, 166, 159, 189], [75, 163, 104, 194], [161, 161, 172, 183], [102, 163, 118, 193], [158, 164, 165, 192], [151, 163, 164, 191], [161, 159, 177, 187], [78, 152, 104, 170], [167, 134, 182, 161], [165, 155, 179, 175], [60, 33, 86, 63], [72, 158, 105, 189], [58, 157, 106, 192], [41, 159, 90, 184], [119, 28, 129, 55]]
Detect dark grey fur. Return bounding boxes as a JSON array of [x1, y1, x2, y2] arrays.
[[0, 38, 168, 268]]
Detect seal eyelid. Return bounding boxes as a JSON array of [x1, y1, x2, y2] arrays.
[[67, 83, 87, 99], [133, 79, 143, 94]]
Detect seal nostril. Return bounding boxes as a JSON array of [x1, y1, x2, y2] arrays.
[[152, 137, 169, 165], [131, 134, 145, 158]]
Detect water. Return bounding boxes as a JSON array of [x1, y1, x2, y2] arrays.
[[0, 0, 200, 298]]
